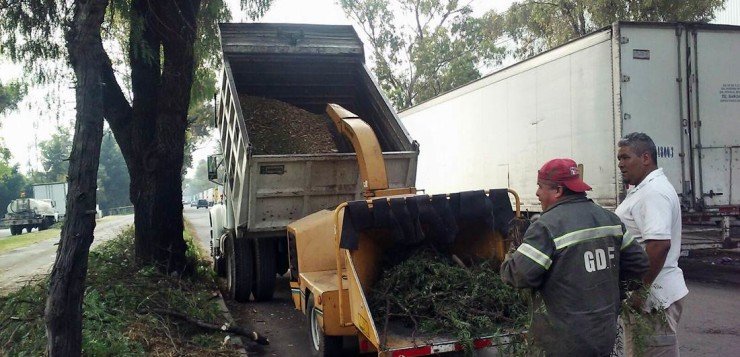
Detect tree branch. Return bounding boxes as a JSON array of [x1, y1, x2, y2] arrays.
[[100, 52, 133, 160], [144, 308, 270, 345]]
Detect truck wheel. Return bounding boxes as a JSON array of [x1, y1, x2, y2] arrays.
[[10, 226, 20, 235], [251, 237, 277, 301], [307, 294, 343, 356], [226, 235, 253, 302], [25, 226, 33, 233], [39, 218, 50, 231]]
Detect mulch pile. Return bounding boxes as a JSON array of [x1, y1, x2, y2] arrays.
[[239, 95, 342, 155]]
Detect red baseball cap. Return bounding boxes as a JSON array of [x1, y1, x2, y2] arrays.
[[537, 158, 592, 192]]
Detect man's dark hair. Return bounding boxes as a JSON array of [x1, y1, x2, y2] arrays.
[[618, 132, 657, 164]]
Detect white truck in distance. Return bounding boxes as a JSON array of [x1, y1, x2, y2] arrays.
[[4, 198, 59, 235]]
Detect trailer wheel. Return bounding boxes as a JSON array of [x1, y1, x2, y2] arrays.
[[251, 237, 277, 301], [307, 294, 343, 356], [39, 218, 51, 231], [226, 235, 253, 302]]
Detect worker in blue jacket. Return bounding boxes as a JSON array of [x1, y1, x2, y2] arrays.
[[501, 158, 649, 356]]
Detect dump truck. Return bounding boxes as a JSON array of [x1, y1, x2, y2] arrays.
[[4, 196, 59, 235], [401, 22, 740, 245], [208, 23, 419, 302]]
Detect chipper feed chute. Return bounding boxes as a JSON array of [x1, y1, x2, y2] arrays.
[[333, 189, 526, 355]]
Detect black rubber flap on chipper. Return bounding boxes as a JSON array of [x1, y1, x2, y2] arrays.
[[450, 190, 494, 230], [340, 201, 373, 250], [339, 190, 515, 251], [488, 188, 515, 235]]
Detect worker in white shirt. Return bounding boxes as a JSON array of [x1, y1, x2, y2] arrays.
[[615, 132, 689, 356]]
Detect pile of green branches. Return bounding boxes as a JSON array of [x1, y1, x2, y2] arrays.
[[368, 248, 528, 352]]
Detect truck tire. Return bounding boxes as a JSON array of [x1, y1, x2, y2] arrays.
[[251, 237, 277, 301], [226, 236, 253, 302], [307, 294, 343, 356], [10, 226, 21, 235], [25, 225, 33, 233], [39, 218, 51, 231]]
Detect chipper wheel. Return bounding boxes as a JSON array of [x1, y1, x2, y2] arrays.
[[251, 237, 277, 301], [307, 293, 343, 356], [225, 235, 253, 302]]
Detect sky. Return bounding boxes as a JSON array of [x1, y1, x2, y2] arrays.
[[1, 0, 737, 177]]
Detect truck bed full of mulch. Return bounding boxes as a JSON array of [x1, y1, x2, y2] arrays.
[[239, 95, 343, 155]]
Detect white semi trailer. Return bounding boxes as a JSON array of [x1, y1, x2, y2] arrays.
[[401, 22, 739, 241]]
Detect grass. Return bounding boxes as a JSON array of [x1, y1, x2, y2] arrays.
[[0, 225, 242, 356], [0, 229, 61, 254], [0, 216, 125, 254]]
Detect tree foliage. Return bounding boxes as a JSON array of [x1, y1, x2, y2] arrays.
[[339, 0, 505, 109], [0, 80, 27, 114], [182, 159, 211, 197], [503, 0, 727, 58], [98, 130, 130, 211], [38, 125, 73, 182], [0, 150, 27, 217]]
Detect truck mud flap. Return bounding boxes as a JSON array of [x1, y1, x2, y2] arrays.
[[252, 237, 277, 301]]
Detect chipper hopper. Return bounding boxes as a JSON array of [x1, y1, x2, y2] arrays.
[[288, 104, 525, 356]]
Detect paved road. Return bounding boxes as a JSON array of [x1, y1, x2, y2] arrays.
[[679, 280, 740, 356], [0, 229, 9, 239], [0, 215, 134, 294], [183, 205, 315, 356]]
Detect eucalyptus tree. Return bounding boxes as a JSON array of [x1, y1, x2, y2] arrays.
[[503, 0, 727, 59], [339, 0, 505, 109]]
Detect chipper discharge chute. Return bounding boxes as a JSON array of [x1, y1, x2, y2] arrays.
[[288, 104, 528, 356]]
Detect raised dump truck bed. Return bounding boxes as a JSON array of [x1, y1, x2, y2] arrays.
[[212, 23, 419, 301]]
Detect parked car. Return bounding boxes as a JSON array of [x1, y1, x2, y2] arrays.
[[196, 199, 209, 209]]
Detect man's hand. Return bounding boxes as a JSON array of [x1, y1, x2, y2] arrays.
[[627, 292, 644, 312]]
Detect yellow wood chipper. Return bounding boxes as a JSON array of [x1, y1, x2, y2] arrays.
[[288, 104, 523, 356]]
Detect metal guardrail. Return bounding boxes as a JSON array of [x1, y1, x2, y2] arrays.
[[106, 206, 134, 216]]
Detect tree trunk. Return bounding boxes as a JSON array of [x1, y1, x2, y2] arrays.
[[127, 0, 200, 273], [97, 0, 201, 274], [44, 0, 108, 355]]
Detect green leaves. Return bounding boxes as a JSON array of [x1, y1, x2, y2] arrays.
[[369, 248, 528, 353], [503, 0, 727, 59], [340, 0, 505, 109], [0, 81, 27, 115]]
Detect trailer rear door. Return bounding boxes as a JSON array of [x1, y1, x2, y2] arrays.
[[618, 24, 689, 198], [689, 26, 740, 207]]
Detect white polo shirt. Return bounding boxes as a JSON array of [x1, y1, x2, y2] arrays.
[[615, 168, 688, 311]]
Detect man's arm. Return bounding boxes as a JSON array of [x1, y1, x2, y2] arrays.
[[500, 221, 554, 289], [632, 191, 674, 286], [642, 240, 670, 285]]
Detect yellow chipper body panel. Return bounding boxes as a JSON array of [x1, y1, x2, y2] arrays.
[[287, 104, 522, 356]]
